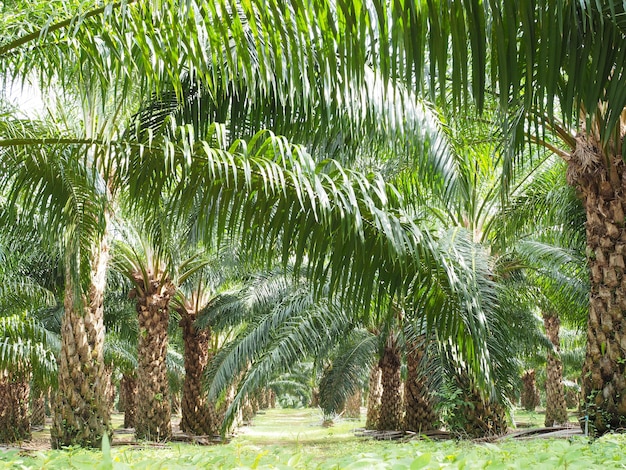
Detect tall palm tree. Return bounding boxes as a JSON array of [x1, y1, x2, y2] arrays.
[[368, 2, 626, 435]]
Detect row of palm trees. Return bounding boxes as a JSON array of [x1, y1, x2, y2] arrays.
[[1, 0, 625, 446]]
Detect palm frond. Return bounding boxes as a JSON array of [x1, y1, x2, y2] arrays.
[[318, 330, 377, 417]]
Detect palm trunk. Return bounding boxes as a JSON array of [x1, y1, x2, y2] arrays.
[[0, 369, 31, 443], [51, 240, 110, 449], [452, 373, 507, 438], [365, 364, 382, 429], [104, 365, 116, 414], [258, 388, 269, 410], [543, 312, 568, 426], [404, 342, 436, 432], [568, 137, 626, 435], [343, 389, 362, 419], [520, 369, 540, 411], [134, 278, 175, 441], [30, 388, 46, 428], [241, 395, 254, 423], [179, 311, 217, 436], [121, 374, 137, 428], [376, 343, 403, 431]]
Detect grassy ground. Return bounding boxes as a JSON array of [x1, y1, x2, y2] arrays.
[[2, 408, 626, 469]]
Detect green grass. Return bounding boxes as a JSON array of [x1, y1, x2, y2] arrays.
[[2, 408, 626, 469], [510, 408, 580, 428]]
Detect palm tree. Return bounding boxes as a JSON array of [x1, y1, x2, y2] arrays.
[[1, 2, 456, 446], [9, 0, 619, 438], [496, 158, 588, 426], [0, 313, 58, 443], [369, 2, 626, 435], [0, 219, 61, 443], [172, 249, 241, 437], [404, 335, 437, 433], [112, 232, 177, 441]]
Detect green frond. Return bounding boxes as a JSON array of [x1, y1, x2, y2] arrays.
[[103, 334, 137, 374], [0, 313, 59, 388], [318, 330, 377, 417]]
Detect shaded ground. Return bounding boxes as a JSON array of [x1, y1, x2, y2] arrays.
[[5, 406, 582, 452]]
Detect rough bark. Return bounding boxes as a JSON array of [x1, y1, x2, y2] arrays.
[[104, 365, 116, 414], [543, 312, 568, 426], [51, 241, 110, 449], [217, 374, 241, 430], [0, 370, 31, 443], [309, 388, 319, 408], [121, 374, 137, 428], [171, 392, 181, 415], [268, 388, 276, 408], [343, 389, 362, 419], [365, 364, 382, 429], [134, 278, 176, 442], [241, 395, 254, 423], [179, 310, 217, 436], [451, 374, 507, 438], [404, 343, 437, 432], [520, 369, 540, 412], [567, 136, 626, 435], [30, 387, 46, 427], [376, 344, 403, 431]]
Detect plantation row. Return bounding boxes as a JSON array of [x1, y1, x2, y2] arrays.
[[1, 0, 626, 451]]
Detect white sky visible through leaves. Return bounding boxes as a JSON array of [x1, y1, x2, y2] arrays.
[[3, 79, 45, 117]]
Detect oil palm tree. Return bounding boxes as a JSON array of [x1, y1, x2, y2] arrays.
[[366, 1, 626, 434], [172, 247, 242, 436], [0, 1, 454, 446], [8, 0, 620, 438], [495, 157, 588, 426], [0, 216, 62, 443], [111, 230, 178, 441]]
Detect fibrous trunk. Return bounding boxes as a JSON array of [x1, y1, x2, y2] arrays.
[[543, 312, 568, 426], [365, 364, 382, 429], [343, 389, 362, 419], [404, 342, 436, 432], [0, 369, 31, 443], [452, 374, 507, 438], [257, 388, 270, 410], [51, 241, 110, 448], [121, 374, 137, 428], [567, 137, 626, 435], [134, 279, 175, 441], [241, 395, 255, 423], [30, 387, 46, 427], [376, 343, 403, 431], [180, 311, 217, 435], [268, 389, 276, 408], [520, 369, 540, 412]]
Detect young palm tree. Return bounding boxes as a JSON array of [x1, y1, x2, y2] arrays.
[[112, 232, 177, 441], [172, 250, 241, 437]]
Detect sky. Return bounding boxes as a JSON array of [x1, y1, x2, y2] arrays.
[[2, 78, 46, 117]]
